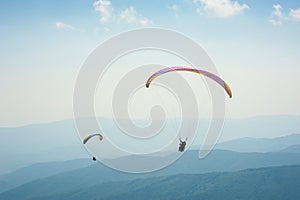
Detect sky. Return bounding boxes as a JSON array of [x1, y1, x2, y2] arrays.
[[0, 0, 300, 127]]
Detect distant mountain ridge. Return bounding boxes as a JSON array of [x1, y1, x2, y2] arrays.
[[281, 144, 300, 153], [0, 159, 92, 193], [1, 149, 300, 194], [215, 133, 300, 153], [1, 165, 299, 200], [0, 115, 299, 174]]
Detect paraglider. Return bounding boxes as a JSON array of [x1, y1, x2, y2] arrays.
[[83, 133, 103, 144], [145, 66, 232, 98], [82, 134, 102, 161], [178, 138, 187, 152], [146, 66, 232, 152]]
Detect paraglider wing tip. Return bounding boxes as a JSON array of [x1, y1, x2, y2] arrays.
[[229, 91, 232, 98], [224, 82, 232, 98], [146, 83, 149, 88]]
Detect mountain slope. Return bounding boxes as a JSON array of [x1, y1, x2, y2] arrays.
[[1, 150, 299, 198], [215, 133, 300, 153], [281, 144, 300, 153], [1, 165, 299, 200], [74, 165, 300, 200], [1, 116, 299, 174], [0, 159, 92, 193], [0, 120, 89, 174]]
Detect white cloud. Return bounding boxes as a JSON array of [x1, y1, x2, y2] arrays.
[[194, 0, 249, 18], [167, 4, 179, 11], [268, 4, 300, 25], [55, 22, 75, 30], [118, 6, 152, 26], [269, 4, 285, 25], [289, 8, 300, 21], [93, 1, 152, 26], [93, 0, 114, 23]]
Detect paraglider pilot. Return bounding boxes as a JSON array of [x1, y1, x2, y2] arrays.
[[178, 138, 187, 152]]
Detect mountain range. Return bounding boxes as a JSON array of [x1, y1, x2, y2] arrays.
[[1, 148, 299, 194], [215, 133, 300, 153], [0, 115, 299, 199], [1, 165, 299, 200], [0, 115, 299, 174]]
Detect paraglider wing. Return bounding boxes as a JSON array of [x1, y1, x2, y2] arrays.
[[146, 66, 232, 98], [83, 133, 103, 144]]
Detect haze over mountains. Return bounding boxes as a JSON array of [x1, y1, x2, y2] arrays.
[[215, 133, 300, 153], [1, 148, 300, 194], [0, 115, 299, 199], [0, 115, 299, 174], [0, 159, 92, 193], [0, 165, 299, 200]]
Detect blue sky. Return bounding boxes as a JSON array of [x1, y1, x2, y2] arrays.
[[0, 0, 300, 126]]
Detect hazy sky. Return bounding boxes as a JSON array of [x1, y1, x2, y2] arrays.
[[0, 0, 300, 127]]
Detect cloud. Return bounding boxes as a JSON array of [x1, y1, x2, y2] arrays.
[[93, 1, 152, 26], [289, 7, 300, 22], [167, 4, 179, 11], [194, 0, 249, 18], [55, 22, 75, 30], [269, 4, 300, 25], [118, 6, 153, 26], [93, 0, 114, 23], [269, 4, 285, 25]]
